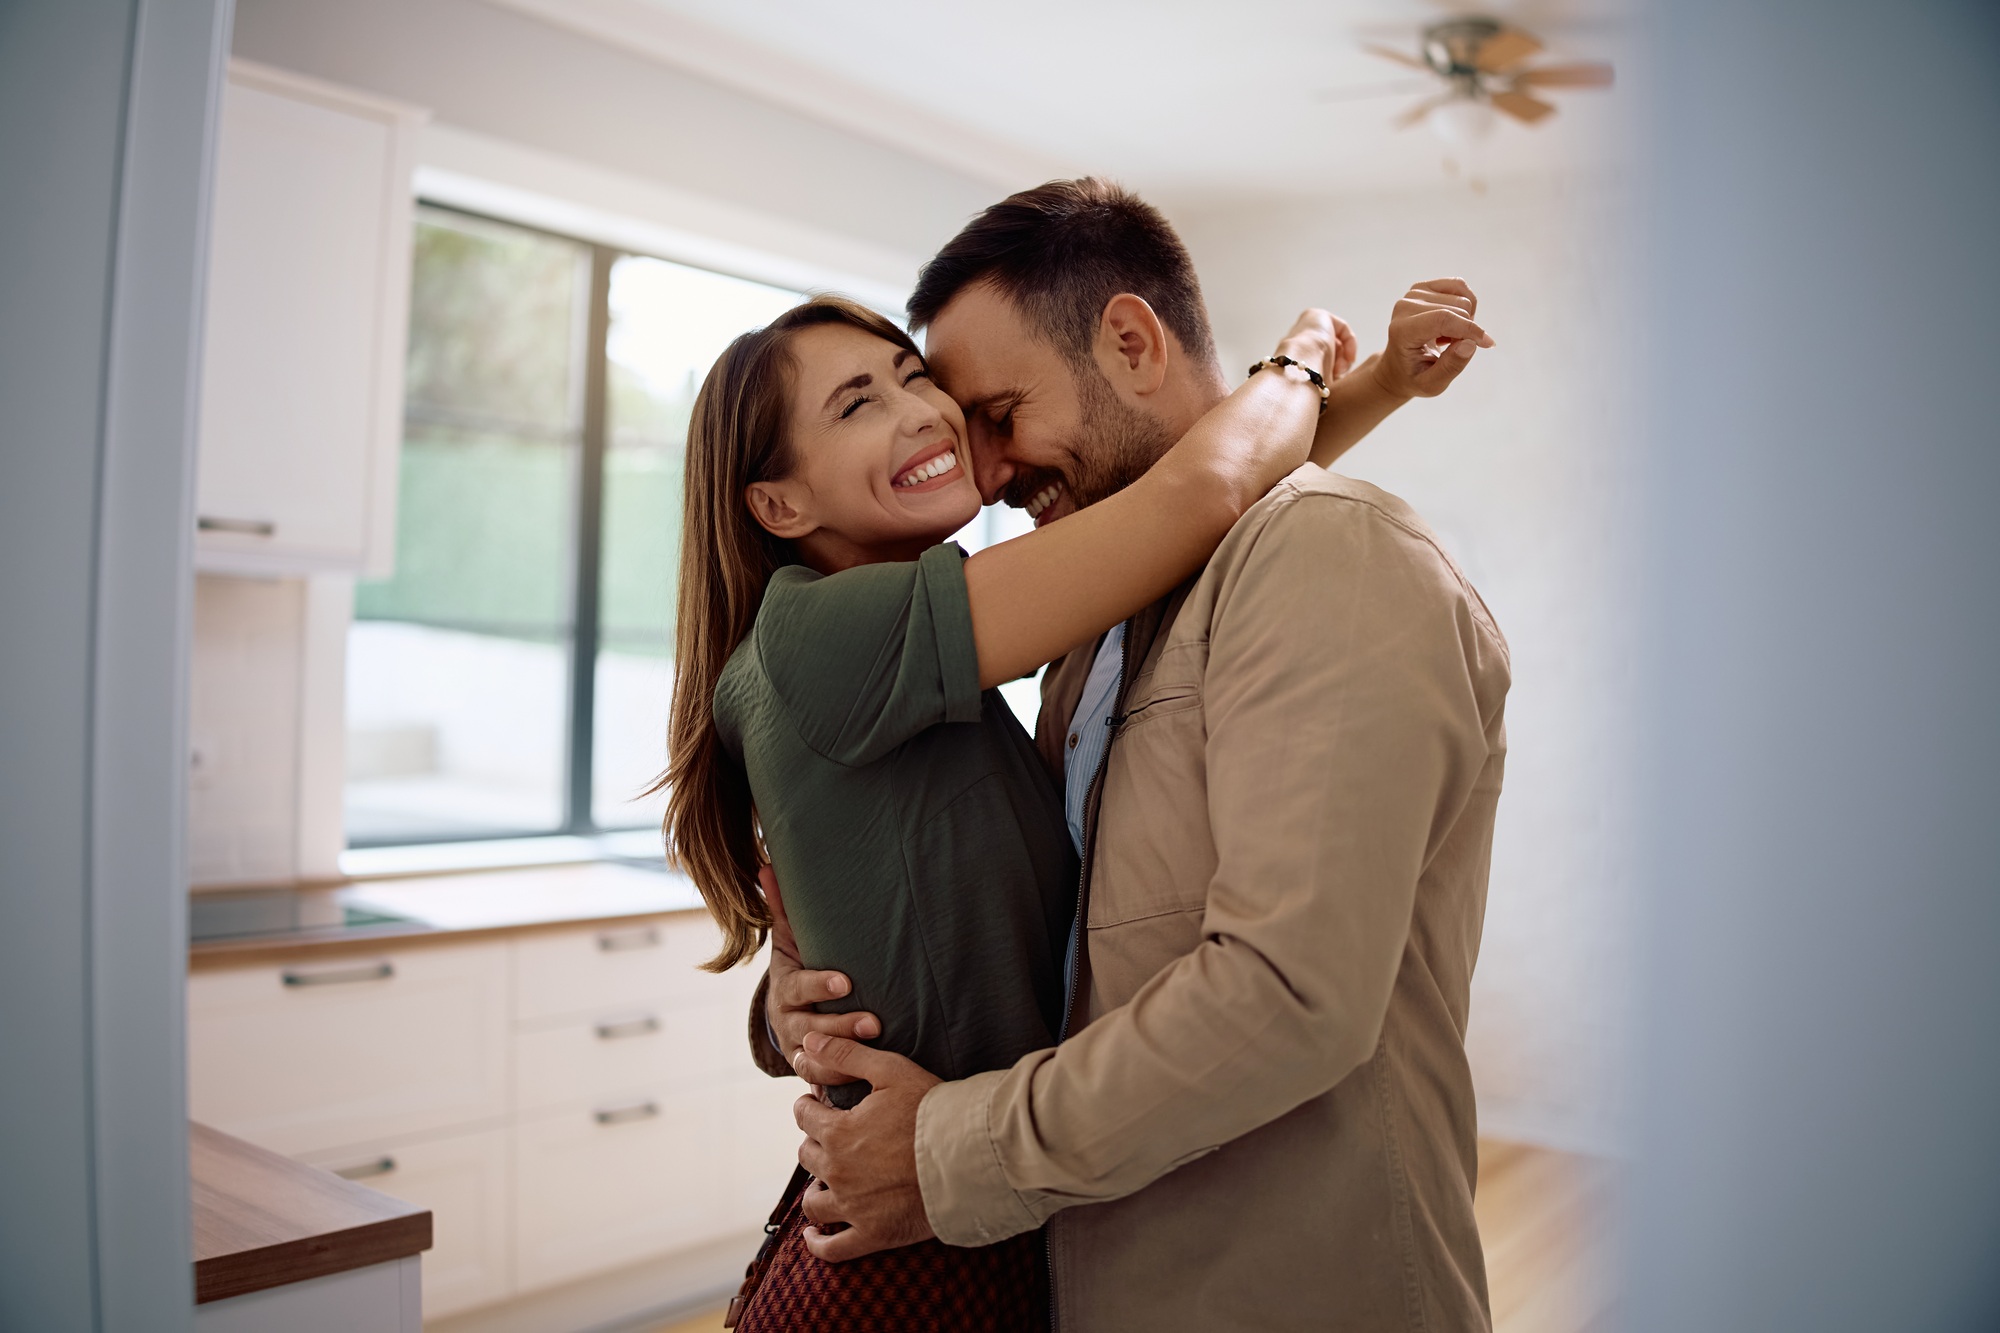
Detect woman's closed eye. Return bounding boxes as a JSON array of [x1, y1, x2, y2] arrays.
[[838, 366, 931, 420]]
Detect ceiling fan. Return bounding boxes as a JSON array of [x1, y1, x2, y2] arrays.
[[1331, 16, 1614, 137]]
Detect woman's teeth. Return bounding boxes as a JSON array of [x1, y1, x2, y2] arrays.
[[895, 450, 958, 487], [1025, 484, 1061, 520]]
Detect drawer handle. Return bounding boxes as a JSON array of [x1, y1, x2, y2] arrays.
[[281, 960, 394, 987], [597, 926, 659, 953], [594, 1014, 661, 1041], [331, 1156, 396, 1181], [594, 1099, 660, 1126], [197, 515, 276, 537]]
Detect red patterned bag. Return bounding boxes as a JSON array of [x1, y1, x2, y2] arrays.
[[727, 1170, 1047, 1332]]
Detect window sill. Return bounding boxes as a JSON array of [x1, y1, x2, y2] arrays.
[[339, 829, 666, 880]]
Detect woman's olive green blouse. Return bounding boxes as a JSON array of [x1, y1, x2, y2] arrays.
[[715, 544, 1077, 1108]]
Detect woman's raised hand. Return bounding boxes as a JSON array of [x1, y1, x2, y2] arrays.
[[1274, 308, 1359, 385]]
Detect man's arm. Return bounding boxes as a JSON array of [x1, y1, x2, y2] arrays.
[[1309, 278, 1492, 470], [797, 495, 1502, 1252]]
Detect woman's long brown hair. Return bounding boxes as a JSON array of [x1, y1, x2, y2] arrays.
[[656, 294, 923, 971]]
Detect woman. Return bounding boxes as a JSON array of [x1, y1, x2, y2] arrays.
[[665, 294, 1338, 1330]]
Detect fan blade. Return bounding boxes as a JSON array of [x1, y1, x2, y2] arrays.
[[1393, 94, 1455, 131], [1491, 89, 1558, 124], [1514, 61, 1615, 89], [1473, 25, 1544, 73], [1359, 41, 1432, 73], [1316, 78, 1435, 104]]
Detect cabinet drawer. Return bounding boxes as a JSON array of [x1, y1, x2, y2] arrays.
[[303, 1126, 511, 1320], [709, 1075, 813, 1237], [513, 917, 756, 1023], [187, 940, 509, 1156], [513, 1084, 737, 1293], [513, 996, 752, 1115]]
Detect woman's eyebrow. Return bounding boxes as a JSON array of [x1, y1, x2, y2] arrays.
[[820, 371, 873, 412]]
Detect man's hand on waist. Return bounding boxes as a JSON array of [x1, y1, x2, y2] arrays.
[[792, 1033, 940, 1260]]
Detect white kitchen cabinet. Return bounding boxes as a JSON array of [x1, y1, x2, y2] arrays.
[[708, 1073, 814, 1236], [188, 913, 795, 1322], [512, 1083, 734, 1292], [195, 60, 423, 578], [513, 995, 748, 1114], [512, 915, 739, 1023], [187, 940, 510, 1157], [305, 1127, 513, 1320], [196, 1257, 422, 1333]]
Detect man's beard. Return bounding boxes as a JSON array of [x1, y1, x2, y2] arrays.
[[1002, 366, 1178, 515]]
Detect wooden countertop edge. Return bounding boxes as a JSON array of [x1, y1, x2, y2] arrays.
[[187, 904, 704, 969], [191, 1122, 432, 1305], [194, 1213, 433, 1305]]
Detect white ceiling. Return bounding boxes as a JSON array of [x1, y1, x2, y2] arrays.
[[490, 0, 1634, 205]]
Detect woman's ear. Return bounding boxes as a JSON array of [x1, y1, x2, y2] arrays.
[[744, 479, 816, 541]]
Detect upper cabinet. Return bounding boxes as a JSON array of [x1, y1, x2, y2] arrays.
[[195, 62, 426, 578]]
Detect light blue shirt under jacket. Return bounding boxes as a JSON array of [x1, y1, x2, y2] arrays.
[[1063, 623, 1126, 856]]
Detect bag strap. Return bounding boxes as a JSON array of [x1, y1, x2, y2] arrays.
[[723, 1164, 812, 1328]]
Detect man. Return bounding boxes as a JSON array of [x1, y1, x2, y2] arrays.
[[757, 178, 1510, 1331]]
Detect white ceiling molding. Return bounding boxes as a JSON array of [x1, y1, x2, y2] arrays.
[[481, 0, 1069, 190]]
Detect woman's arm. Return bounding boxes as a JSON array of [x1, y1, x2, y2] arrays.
[[963, 310, 1335, 689], [1308, 278, 1494, 471]]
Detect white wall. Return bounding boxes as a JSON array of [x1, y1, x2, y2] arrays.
[[189, 576, 305, 885], [1179, 174, 1640, 1155]]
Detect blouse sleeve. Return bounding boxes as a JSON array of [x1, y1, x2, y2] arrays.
[[752, 543, 983, 767]]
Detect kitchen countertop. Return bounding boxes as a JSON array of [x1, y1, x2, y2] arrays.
[[188, 861, 706, 968], [191, 1121, 431, 1304]]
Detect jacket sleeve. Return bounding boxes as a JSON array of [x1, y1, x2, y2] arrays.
[[912, 494, 1502, 1244]]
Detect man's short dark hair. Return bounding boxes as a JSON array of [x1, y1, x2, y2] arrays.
[[907, 178, 1218, 373]]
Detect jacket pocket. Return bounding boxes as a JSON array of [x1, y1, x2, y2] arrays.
[[1117, 683, 1201, 734], [1091, 701, 1213, 928]]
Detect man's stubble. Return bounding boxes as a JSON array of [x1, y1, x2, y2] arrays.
[[1003, 363, 1179, 515]]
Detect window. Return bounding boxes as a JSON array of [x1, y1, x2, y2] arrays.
[[345, 206, 807, 846]]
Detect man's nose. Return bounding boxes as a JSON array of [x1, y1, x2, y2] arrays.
[[964, 436, 1008, 504], [967, 430, 1014, 507]]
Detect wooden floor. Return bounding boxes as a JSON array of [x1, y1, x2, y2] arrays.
[[1474, 1140, 1619, 1333], [646, 1140, 1616, 1333]]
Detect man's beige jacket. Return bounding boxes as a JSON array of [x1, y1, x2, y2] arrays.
[[918, 469, 1511, 1332]]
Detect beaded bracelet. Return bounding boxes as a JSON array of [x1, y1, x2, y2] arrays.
[[1248, 354, 1330, 414]]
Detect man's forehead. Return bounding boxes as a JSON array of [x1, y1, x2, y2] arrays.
[[923, 282, 1047, 401]]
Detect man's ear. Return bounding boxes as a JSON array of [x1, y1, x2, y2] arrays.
[[744, 479, 815, 541], [1092, 293, 1170, 402]]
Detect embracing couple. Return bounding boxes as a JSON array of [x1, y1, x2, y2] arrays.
[[662, 178, 1510, 1332]]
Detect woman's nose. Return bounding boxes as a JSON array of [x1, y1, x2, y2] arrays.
[[897, 392, 947, 436]]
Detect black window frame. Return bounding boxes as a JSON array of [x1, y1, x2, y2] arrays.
[[349, 202, 793, 850]]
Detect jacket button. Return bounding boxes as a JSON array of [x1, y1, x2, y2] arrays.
[[1067, 733, 1079, 749]]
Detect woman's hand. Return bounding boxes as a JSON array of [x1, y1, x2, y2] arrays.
[[1305, 277, 1494, 470], [1273, 308, 1358, 384], [1369, 278, 1493, 400]]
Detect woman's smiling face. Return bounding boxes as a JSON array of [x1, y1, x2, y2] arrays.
[[747, 321, 982, 569]]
